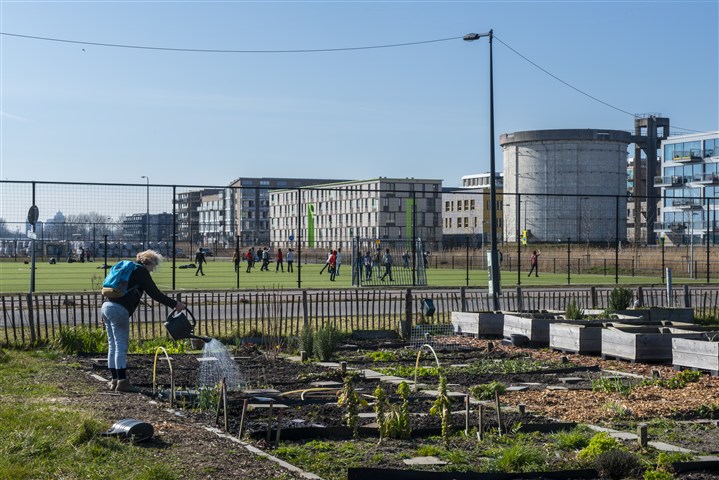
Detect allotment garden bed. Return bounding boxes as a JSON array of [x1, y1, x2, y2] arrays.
[[74, 335, 719, 479]]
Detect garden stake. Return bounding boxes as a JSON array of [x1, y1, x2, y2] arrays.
[[223, 378, 228, 432], [238, 399, 248, 440], [464, 394, 470, 436], [215, 377, 227, 429], [638, 423, 648, 448], [494, 390, 503, 436], [275, 408, 284, 446], [518, 404, 526, 414], [340, 361, 347, 374], [477, 404, 483, 441], [267, 401, 274, 443]]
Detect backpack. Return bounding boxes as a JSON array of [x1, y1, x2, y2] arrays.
[[101, 261, 140, 298]]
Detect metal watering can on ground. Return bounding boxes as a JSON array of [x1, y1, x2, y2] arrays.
[[164, 309, 211, 343]]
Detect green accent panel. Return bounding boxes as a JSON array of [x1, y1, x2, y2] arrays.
[[405, 198, 414, 246], [307, 204, 315, 248]]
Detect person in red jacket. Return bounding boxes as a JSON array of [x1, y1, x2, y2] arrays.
[[275, 248, 284, 272]]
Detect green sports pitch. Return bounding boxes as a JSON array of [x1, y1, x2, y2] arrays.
[[0, 258, 709, 293]]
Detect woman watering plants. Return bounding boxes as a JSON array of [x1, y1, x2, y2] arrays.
[[101, 250, 184, 392]]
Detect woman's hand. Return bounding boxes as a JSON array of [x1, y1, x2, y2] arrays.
[[175, 301, 185, 312]]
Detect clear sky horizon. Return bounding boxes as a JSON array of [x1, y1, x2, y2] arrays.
[[1, 1, 717, 189]]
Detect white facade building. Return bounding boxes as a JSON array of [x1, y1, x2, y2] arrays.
[[269, 178, 443, 252]]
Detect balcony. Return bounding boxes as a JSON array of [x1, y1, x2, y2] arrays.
[[671, 198, 703, 209], [687, 173, 719, 185], [654, 175, 686, 187], [654, 222, 686, 233], [671, 149, 703, 163]]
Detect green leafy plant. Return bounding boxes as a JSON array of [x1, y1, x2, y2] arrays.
[[384, 381, 412, 440], [592, 377, 634, 396], [379, 365, 440, 378], [129, 337, 187, 354], [365, 350, 397, 362], [337, 375, 366, 437], [430, 375, 452, 446], [553, 427, 591, 451], [469, 381, 507, 401], [196, 385, 220, 411], [651, 370, 701, 389], [608, 286, 634, 311], [493, 442, 547, 473], [578, 431, 626, 462], [54, 326, 107, 354], [565, 300, 585, 320], [696, 402, 719, 419], [602, 401, 632, 418], [313, 325, 340, 361], [373, 384, 388, 444], [643, 469, 675, 480]]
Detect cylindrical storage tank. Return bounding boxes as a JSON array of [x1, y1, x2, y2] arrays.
[[500, 129, 631, 244]]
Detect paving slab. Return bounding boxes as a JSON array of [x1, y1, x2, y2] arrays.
[[546, 385, 568, 391], [558, 377, 584, 384], [506, 386, 528, 392], [648, 441, 693, 453], [309, 381, 342, 388], [403, 456, 448, 466]]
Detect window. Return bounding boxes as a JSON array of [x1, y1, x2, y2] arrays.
[[456, 218, 461, 228], [464, 200, 469, 210], [457, 201, 462, 211], [470, 199, 475, 210], [464, 217, 469, 228], [445, 201, 451, 212]]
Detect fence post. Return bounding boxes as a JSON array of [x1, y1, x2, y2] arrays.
[[302, 290, 309, 327], [637, 286, 644, 307], [26, 293, 36, 345], [590, 286, 597, 309], [516, 285, 524, 312], [683, 285, 691, 308], [401, 288, 412, 339], [460, 287, 467, 312]]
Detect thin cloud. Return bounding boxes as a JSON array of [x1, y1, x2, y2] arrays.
[[1, 111, 32, 123]]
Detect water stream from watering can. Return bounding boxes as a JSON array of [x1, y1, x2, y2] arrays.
[[199, 339, 246, 390]]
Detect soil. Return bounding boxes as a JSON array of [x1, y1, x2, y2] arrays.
[[71, 337, 719, 479]]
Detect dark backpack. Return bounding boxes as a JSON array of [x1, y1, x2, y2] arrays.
[[101, 261, 140, 298]]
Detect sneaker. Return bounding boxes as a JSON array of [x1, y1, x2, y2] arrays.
[[107, 379, 118, 390], [115, 379, 141, 393]]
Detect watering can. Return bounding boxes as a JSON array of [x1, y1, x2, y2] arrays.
[[164, 309, 211, 343], [101, 419, 154, 442]]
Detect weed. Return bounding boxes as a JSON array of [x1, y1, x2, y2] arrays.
[[416, 444, 444, 457], [196, 385, 220, 411], [54, 326, 107, 354], [379, 365, 439, 378], [696, 403, 719, 419], [602, 401, 632, 418], [337, 375, 366, 437], [608, 286, 634, 311], [128, 337, 187, 354], [135, 465, 179, 480], [648, 370, 701, 389], [643, 469, 675, 480]]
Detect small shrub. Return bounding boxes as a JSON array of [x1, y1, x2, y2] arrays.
[[197, 385, 220, 411], [696, 403, 719, 419], [644, 469, 675, 480], [565, 301, 585, 320], [299, 325, 313, 357], [592, 377, 634, 396], [608, 286, 634, 311], [338, 375, 366, 437], [313, 325, 340, 361], [430, 375, 452, 446], [55, 326, 107, 354], [593, 449, 641, 479], [578, 431, 626, 462]]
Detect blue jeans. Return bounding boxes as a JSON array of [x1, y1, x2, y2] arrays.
[[102, 302, 130, 369]]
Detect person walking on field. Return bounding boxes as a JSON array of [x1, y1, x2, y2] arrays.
[[335, 248, 342, 275], [275, 248, 284, 273], [286, 248, 295, 273], [528, 250, 541, 277], [102, 250, 184, 392], [328, 250, 338, 281], [319, 250, 332, 275], [232, 249, 240, 273], [194, 248, 206, 276], [381, 248, 393, 282], [245, 249, 253, 273]]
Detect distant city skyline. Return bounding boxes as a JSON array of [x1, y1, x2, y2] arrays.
[[1, 1, 717, 188]]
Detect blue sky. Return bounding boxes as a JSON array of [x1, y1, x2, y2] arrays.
[[1, 1, 717, 188]]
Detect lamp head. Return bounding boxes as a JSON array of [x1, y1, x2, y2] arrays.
[[463, 33, 481, 41]]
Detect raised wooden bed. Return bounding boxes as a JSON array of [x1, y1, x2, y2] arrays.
[[451, 312, 503, 337], [601, 327, 706, 363], [649, 307, 694, 323], [502, 314, 563, 346], [549, 322, 607, 354], [672, 334, 719, 375]]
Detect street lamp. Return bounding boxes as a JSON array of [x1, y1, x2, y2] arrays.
[[140, 176, 149, 249], [464, 30, 500, 310]]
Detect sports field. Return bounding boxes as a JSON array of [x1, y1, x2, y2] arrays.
[[0, 257, 711, 293]]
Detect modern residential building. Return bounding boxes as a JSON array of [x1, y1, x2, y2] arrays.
[[229, 177, 340, 246], [269, 178, 443, 252], [442, 173, 504, 248], [654, 131, 719, 245]]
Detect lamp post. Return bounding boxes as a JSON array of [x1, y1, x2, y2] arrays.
[[140, 176, 150, 249], [464, 30, 500, 310]]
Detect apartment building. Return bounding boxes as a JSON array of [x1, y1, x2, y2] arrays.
[[655, 132, 719, 245], [442, 173, 504, 248], [269, 178, 443, 252]]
